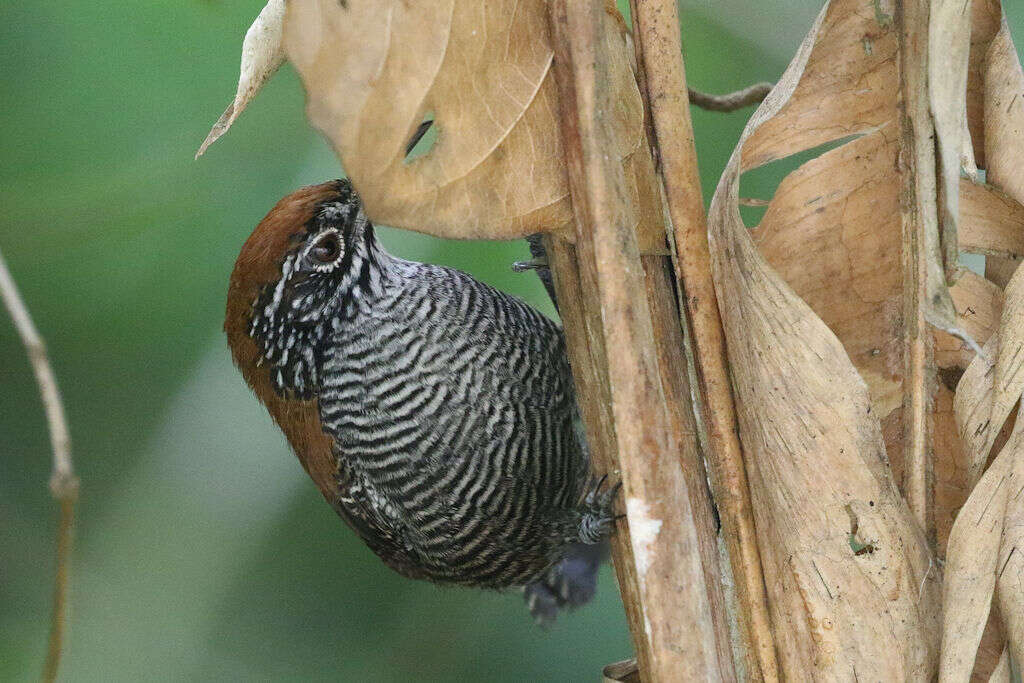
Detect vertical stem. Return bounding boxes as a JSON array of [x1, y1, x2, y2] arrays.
[[547, 1, 728, 679], [897, 0, 937, 541], [42, 494, 76, 683], [643, 255, 736, 680], [545, 236, 651, 670], [0, 248, 79, 682], [627, 0, 778, 679]]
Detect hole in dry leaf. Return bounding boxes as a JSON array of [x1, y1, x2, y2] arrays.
[[405, 113, 437, 162], [738, 135, 863, 228], [848, 534, 877, 555], [844, 503, 877, 556]]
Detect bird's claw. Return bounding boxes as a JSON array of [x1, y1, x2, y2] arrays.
[[511, 256, 548, 272], [577, 473, 623, 544]]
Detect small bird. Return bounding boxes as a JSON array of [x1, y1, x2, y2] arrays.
[[225, 179, 618, 621]]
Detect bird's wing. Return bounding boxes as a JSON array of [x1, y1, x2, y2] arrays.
[[330, 452, 431, 580]]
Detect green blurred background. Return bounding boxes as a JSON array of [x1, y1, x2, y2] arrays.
[[7, 1, 1017, 681]]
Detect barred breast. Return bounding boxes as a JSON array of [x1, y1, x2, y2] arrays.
[[316, 261, 589, 588]]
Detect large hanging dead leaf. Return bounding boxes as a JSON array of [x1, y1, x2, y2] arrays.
[[709, 0, 1024, 676], [279, 0, 658, 246], [707, 2, 941, 678], [718, 0, 1024, 675]]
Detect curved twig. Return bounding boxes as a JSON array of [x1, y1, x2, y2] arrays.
[[688, 83, 773, 112]]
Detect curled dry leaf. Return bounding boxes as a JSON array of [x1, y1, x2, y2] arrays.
[[955, 265, 1024, 487], [982, 14, 1024, 288], [707, 1, 940, 678], [281, 0, 662, 248], [724, 0, 1017, 612], [984, 17, 1024, 207], [196, 0, 286, 159], [945, 8, 1024, 676], [959, 178, 1024, 261], [740, 0, 982, 488], [965, 0, 1003, 166], [996, 438, 1024, 668], [938, 413, 1017, 682]]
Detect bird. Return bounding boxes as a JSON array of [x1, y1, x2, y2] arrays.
[[224, 178, 619, 622]]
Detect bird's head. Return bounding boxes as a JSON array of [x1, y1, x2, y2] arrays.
[[226, 178, 377, 400], [225, 179, 372, 498]]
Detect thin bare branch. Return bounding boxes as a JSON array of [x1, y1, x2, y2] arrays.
[[688, 83, 773, 112], [0, 248, 78, 682]]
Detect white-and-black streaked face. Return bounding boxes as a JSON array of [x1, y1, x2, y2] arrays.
[[247, 181, 379, 399]]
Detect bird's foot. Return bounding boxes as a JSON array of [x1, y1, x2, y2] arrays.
[[576, 473, 623, 545]]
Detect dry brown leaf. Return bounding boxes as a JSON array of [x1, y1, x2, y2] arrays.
[[707, 2, 940, 678], [741, 0, 907, 473], [739, 2, 896, 172], [960, 178, 1024, 260], [958, 267, 1024, 486], [741, 0, 1001, 565], [280, 0, 661, 248], [947, 18, 1024, 665], [995, 436, 1024, 667], [966, 0, 1003, 166], [752, 131, 903, 421], [939, 420, 1018, 681], [741, 0, 969, 351], [982, 16, 1024, 207], [982, 14, 1024, 288], [196, 0, 286, 159]]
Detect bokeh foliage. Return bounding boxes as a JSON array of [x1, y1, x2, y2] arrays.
[[0, 1, 897, 680]]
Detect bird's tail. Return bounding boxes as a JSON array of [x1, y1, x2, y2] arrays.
[[523, 541, 609, 625]]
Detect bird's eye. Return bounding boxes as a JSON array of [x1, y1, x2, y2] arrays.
[[309, 232, 343, 266]]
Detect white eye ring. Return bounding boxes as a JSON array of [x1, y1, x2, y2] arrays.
[[304, 228, 344, 271]]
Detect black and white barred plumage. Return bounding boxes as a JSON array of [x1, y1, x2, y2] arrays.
[[238, 179, 616, 620]]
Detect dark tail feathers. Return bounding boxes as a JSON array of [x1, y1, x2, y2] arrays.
[[523, 541, 609, 625]]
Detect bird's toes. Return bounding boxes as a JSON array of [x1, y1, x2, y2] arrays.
[[577, 473, 623, 544]]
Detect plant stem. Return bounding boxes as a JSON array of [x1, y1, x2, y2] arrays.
[[0, 248, 79, 683], [627, 0, 779, 679], [547, 1, 728, 679], [896, 0, 938, 543]]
